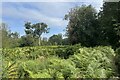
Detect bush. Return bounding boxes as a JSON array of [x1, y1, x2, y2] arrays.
[[55, 44, 81, 59], [115, 47, 120, 77], [69, 46, 116, 78], [2, 45, 118, 78]]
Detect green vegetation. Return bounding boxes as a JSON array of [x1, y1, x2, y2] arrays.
[[1, 2, 119, 48], [1, 45, 119, 79], [0, 1, 120, 79]]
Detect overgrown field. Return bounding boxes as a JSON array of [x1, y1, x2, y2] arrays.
[[1, 45, 120, 79]]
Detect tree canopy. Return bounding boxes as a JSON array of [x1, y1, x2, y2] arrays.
[[24, 22, 49, 46], [65, 5, 99, 46]]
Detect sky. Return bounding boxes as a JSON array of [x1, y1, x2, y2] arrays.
[[1, 0, 103, 38]]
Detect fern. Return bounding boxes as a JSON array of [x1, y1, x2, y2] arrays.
[[2, 61, 18, 78]]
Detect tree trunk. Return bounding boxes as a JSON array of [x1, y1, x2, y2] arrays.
[[39, 37, 41, 46]]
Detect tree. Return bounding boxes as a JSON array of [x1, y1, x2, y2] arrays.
[[41, 37, 48, 46], [10, 32, 19, 39], [9, 32, 20, 47], [0, 23, 20, 48], [19, 35, 35, 47], [24, 22, 33, 36], [62, 38, 69, 45], [32, 22, 49, 46], [65, 5, 99, 46], [98, 2, 120, 48], [1, 23, 9, 48], [49, 34, 63, 45], [24, 22, 49, 46], [0, 23, 12, 48]]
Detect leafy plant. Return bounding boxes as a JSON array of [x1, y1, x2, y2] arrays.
[[69, 46, 116, 78], [55, 44, 80, 59], [115, 47, 120, 77], [2, 61, 18, 78], [2, 45, 118, 78]]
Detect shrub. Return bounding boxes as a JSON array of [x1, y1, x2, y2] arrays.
[[69, 46, 116, 78], [115, 47, 120, 77], [2, 45, 118, 78], [55, 44, 81, 59]]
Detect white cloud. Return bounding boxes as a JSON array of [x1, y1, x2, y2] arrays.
[[23, 2, 73, 18], [2, 1, 103, 28], [2, 5, 68, 27], [2, 0, 103, 2], [2, 1, 103, 37]]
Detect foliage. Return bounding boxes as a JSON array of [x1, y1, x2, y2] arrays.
[[2, 61, 18, 78], [1, 2, 120, 79], [55, 44, 81, 59], [64, 2, 120, 48], [2, 45, 118, 79], [48, 34, 63, 45], [65, 5, 99, 46], [0, 23, 20, 48], [98, 2, 120, 48], [2, 46, 60, 61], [115, 47, 120, 77], [69, 46, 116, 78], [24, 22, 49, 46], [19, 35, 35, 47]]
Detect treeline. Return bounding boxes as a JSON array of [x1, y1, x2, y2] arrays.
[[1, 22, 69, 48], [64, 2, 120, 48], [1, 2, 120, 48]]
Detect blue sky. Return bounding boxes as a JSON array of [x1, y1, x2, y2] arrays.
[[2, 0, 103, 38]]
